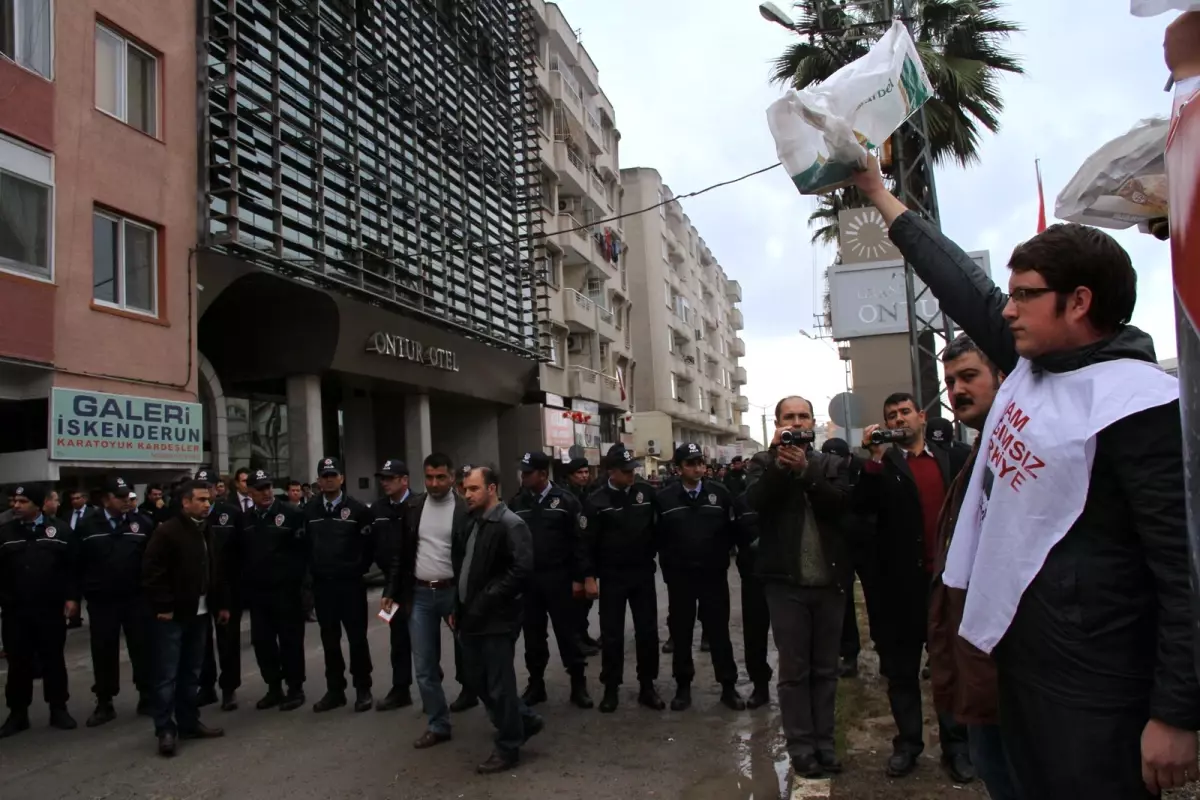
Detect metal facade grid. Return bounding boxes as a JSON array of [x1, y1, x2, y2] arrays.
[[199, 0, 545, 359]]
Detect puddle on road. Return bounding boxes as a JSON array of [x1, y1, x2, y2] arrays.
[[680, 723, 799, 800]]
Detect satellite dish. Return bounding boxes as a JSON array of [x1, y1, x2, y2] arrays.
[[828, 392, 865, 429]]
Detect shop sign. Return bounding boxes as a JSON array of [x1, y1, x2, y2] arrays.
[[366, 331, 460, 372], [544, 407, 575, 448], [50, 389, 204, 463]]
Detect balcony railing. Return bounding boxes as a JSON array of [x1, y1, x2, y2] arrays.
[[586, 108, 600, 131], [566, 147, 585, 172]]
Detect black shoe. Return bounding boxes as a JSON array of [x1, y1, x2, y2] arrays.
[[196, 686, 219, 708], [256, 685, 283, 710], [661, 637, 675, 654], [376, 687, 413, 711], [449, 690, 479, 712], [746, 682, 771, 709], [157, 730, 176, 757], [699, 635, 710, 653], [278, 688, 305, 712], [942, 753, 976, 784], [816, 750, 843, 774], [413, 730, 452, 749], [578, 639, 601, 658], [720, 683, 746, 711], [839, 657, 859, 678], [670, 683, 691, 712], [220, 689, 238, 711], [0, 710, 30, 739], [569, 676, 593, 709], [354, 689, 373, 712], [477, 752, 518, 774], [521, 679, 547, 707], [49, 707, 77, 730], [793, 754, 825, 779], [179, 723, 225, 739], [886, 750, 919, 778], [598, 685, 619, 713], [637, 682, 665, 711], [137, 692, 155, 716], [521, 713, 545, 744], [86, 702, 116, 728], [313, 690, 347, 713]]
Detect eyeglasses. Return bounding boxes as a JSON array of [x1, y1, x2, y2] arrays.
[[1008, 287, 1057, 304]]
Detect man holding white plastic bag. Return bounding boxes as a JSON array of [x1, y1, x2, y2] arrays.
[[848, 157, 1200, 798]]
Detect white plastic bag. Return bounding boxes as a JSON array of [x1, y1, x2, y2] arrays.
[[1130, 0, 1200, 17], [1054, 118, 1169, 230], [766, 20, 933, 195]]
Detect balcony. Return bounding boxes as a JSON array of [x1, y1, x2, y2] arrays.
[[584, 105, 603, 150], [564, 289, 599, 332], [667, 198, 684, 223], [541, 206, 559, 238], [549, 68, 583, 116], [569, 366, 623, 408], [729, 308, 744, 330], [666, 236, 685, 266], [733, 366, 748, 385], [554, 142, 588, 195], [735, 395, 750, 413], [731, 337, 746, 358], [587, 168, 609, 215], [738, 424, 753, 440], [725, 280, 742, 303], [559, 214, 590, 263], [595, 149, 616, 178]]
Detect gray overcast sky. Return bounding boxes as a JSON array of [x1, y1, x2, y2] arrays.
[[554, 0, 1179, 426]]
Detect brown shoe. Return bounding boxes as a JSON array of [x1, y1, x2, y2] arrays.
[[413, 729, 451, 749], [179, 723, 225, 739]]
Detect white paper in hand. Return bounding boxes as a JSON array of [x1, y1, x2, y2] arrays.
[[378, 605, 398, 624]]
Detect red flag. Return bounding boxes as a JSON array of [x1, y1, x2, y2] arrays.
[[1036, 159, 1047, 233]]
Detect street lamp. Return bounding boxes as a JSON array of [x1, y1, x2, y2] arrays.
[[759, 1, 795, 30]]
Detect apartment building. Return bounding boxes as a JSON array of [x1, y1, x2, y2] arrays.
[[528, 1, 633, 465], [0, 0, 200, 486], [620, 168, 749, 470]]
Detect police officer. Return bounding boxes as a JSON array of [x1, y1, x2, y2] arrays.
[[656, 444, 745, 711], [584, 444, 664, 713], [370, 458, 415, 712], [228, 469, 309, 712], [562, 457, 600, 655], [734, 492, 772, 709], [76, 476, 154, 727], [510, 451, 593, 709], [0, 485, 77, 737], [196, 467, 244, 711], [306, 456, 375, 713]]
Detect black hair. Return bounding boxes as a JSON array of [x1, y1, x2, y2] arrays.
[[424, 452, 454, 471], [286, 479, 301, 489], [883, 392, 917, 412], [468, 464, 500, 492], [773, 395, 814, 422], [178, 480, 211, 501], [234, 467, 250, 481], [942, 333, 999, 375]]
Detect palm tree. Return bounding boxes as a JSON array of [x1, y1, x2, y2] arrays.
[[807, 186, 872, 246]]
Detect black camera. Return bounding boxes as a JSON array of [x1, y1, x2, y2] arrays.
[[870, 428, 911, 445], [780, 428, 815, 447]]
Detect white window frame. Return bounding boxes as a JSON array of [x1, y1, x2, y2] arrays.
[[0, 133, 54, 282], [548, 334, 559, 366], [94, 23, 159, 137], [661, 237, 669, 263], [658, 189, 666, 218], [2, 0, 54, 80], [667, 327, 674, 354], [664, 280, 671, 308], [670, 373, 678, 400], [92, 208, 158, 317]]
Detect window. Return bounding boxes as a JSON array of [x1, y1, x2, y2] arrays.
[[667, 328, 674, 354], [658, 189, 666, 218], [661, 237, 668, 263], [696, 385, 704, 409], [670, 373, 678, 400], [664, 280, 671, 308], [95, 23, 158, 136], [548, 334, 559, 366], [92, 209, 157, 315], [0, 135, 53, 280], [0, 0, 52, 79]]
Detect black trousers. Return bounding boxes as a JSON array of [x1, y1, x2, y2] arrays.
[[248, 586, 306, 690], [2, 607, 68, 710], [200, 605, 243, 693], [460, 631, 539, 758], [598, 569, 659, 686], [523, 570, 585, 680], [738, 566, 773, 686], [840, 555, 881, 660], [878, 635, 967, 757], [667, 568, 737, 685], [87, 595, 150, 701], [313, 578, 373, 692], [998, 667, 1151, 799], [388, 604, 412, 692]]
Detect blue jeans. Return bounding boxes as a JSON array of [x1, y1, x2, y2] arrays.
[[969, 723, 1022, 800], [408, 585, 457, 735], [151, 613, 208, 736]]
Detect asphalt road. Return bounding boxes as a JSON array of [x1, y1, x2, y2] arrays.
[[0, 578, 806, 800]]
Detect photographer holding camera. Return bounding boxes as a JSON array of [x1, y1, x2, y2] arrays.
[[744, 396, 852, 778], [858, 394, 972, 784]]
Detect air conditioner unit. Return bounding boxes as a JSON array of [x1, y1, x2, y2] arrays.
[[567, 335, 584, 353]]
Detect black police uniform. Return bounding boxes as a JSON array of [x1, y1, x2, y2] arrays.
[[76, 497, 153, 714], [0, 510, 76, 730], [656, 474, 742, 704], [509, 470, 590, 702], [229, 492, 309, 704], [584, 472, 660, 698], [305, 484, 375, 708], [198, 476, 245, 707], [368, 487, 413, 703], [734, 493, 772, 701]]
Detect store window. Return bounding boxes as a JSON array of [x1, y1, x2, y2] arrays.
[[226, 397, 290, 480]]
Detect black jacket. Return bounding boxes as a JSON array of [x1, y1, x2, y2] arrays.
[[890, 210, 1200, 728], [854, 442, 965, 646], [142, 513, 223, 619], [452, 502, 533, 636], [228, 500, 310, 593], [305, 494, 374, 581], [745, 448, 852, 588], [370, 492, 412, 580], [582, 480, 658, 574], [723, 469, 748, 498], [384, 491, 470, 607], [0, 515, 76, 610], [76, 510, 152, 600], [206, 501, 243, 605], [509, 482, 588, 580], [733, 492, 760, 578], [655, 479, 739, 573]]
